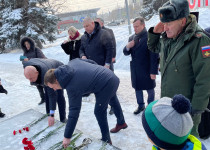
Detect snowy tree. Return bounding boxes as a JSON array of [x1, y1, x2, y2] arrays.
[[44, 0, 68, 15], [139, 0, 168, 20], [0, 0, 58, 52]]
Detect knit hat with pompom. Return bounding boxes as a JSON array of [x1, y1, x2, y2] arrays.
[[142, 94, 193, 149]]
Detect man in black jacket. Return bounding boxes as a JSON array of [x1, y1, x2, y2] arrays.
[[23, 58, 66, 124], [95, 17, 117, 115], [95, 17, 117, 66], [79, 17, 113, 69], [44, 59, 127, 148]]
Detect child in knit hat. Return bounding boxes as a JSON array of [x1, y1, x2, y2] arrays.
[[142, 94, 207, 150]]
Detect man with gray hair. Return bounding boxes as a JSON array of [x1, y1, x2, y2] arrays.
[[147, 0, 210, 137]]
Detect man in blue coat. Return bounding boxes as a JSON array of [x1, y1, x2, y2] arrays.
[[23, 58, 66, 124], [123, 17, 159, 114], [44, 58, 127, 148]]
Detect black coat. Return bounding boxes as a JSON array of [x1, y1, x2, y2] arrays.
[[123, 28, 159, 90], [79, 22, 114, 66], [103, 26, 116, 58], [20, 37, 46, 59], [54, 58, 117, 138], [61, 40, 81, 60], [23, 58, 64, 110]]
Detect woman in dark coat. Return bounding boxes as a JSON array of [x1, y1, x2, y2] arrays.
[[61, 26, 81, 61], [20, 37, 47, 105]]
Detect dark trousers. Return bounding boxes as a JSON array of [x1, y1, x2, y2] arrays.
[[135, 89, 155, 108], [36, 85, 45, 100], [45, 88, 66, 122], [94, 76, 125, 143]]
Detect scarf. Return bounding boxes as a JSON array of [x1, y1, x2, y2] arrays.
[[70, 31, 80, 41]]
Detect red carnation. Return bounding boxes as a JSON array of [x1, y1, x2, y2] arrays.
[[25, 127, 29, 131], [22, 137, 28, 145], [19, 130, 22, 133], [24, 146, 29, 150], [23, 128, 26, 130], [27, 140, 33, 145], [28, 144, 35, 150], [13, 130, 16, 135]]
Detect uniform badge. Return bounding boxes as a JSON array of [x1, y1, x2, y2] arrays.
[[201, 45, 210, 58], [196, 33, 202, 38]]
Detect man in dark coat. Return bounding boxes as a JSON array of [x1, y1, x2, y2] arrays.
[[123, 17, 159, 115], [44, 58, 127, 148], [0, 79, 7, 118], [95, 17, 117, 115], [95, 17, 117, 66], [23, 58, 66, 124], [79, 17, 113, 69], [80, 17, 125, 120], [20, 37, 47, 105]]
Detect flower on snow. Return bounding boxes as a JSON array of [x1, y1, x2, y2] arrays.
[[25, 127, 29, 131], [28, 144, 35, 150], [13, 130, 16, 135], [19, 130, 22, 133], [27, 140, 33, 145], [24, 146, 29, 150], [22, 137, 28, 145]]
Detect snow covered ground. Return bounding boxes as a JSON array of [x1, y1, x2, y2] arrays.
[[0, 8, 210, 149]]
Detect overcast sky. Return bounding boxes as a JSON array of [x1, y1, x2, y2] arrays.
[[65, 0, 125, 14]]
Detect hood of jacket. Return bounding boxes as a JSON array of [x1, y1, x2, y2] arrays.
[[20, 37, 35, 53], [54, 65, 75, 89]]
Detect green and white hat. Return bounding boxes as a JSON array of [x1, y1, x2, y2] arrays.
[[142, 94, 193, 149]]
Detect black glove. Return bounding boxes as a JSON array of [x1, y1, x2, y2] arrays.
[[0, 85, 8, 94]]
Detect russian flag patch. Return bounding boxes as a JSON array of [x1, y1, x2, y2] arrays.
[[201, 45, 210, 58]]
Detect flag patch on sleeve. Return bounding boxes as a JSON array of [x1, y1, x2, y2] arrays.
[[201, 45, 210, 58]]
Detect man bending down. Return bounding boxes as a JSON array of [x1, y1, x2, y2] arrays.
[[44, 58, 127, 148]]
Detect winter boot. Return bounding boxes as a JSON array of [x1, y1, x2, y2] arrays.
[[110, 123, 128, 133], [0, 112, 5, 118], [109, 107, 114, 115], [38, 99, 45, 105], [0, 85, 8, 94], [133, 106, 145, 115]]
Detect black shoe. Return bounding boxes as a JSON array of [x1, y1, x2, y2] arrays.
[[38, 99, 45, 105], [61, 118, 67, 123], [133, 106, 145, 115], [0, 112, 5, 118], [109, 107, 114, 115], [0, 85, 7, 94]]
